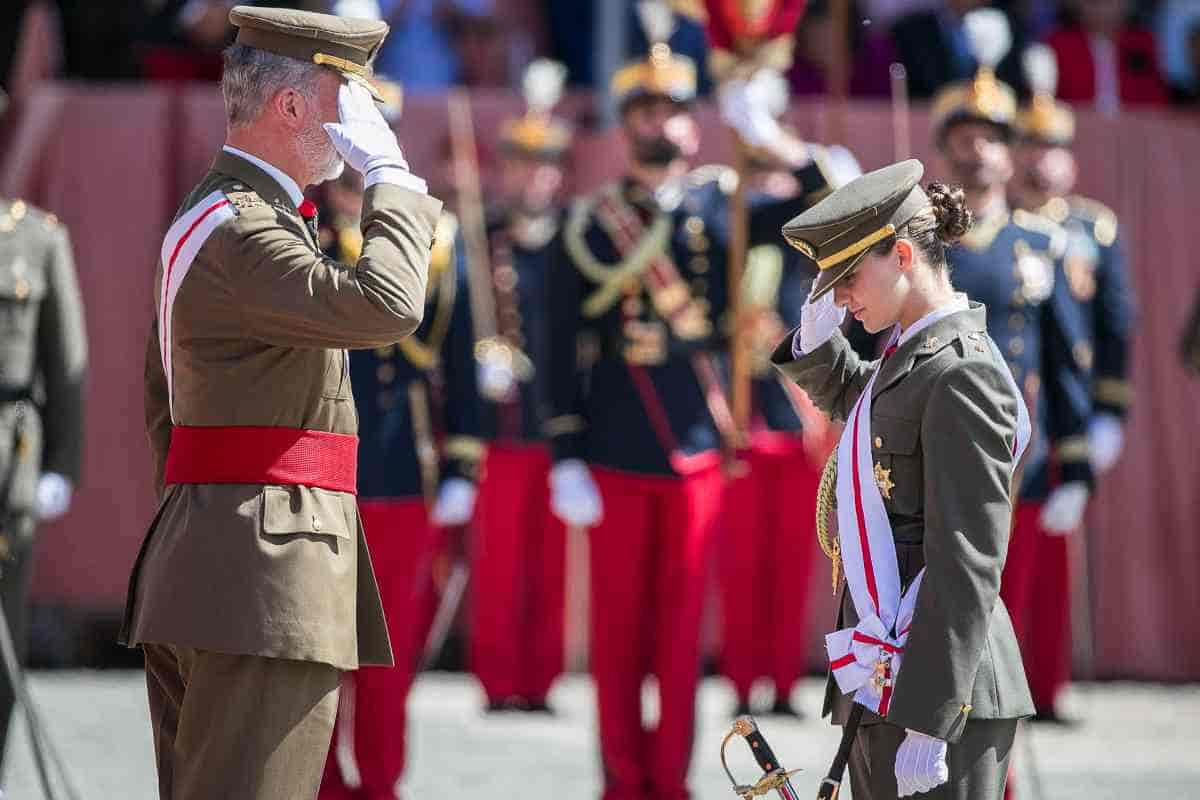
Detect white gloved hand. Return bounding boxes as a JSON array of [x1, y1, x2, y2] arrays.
[[549, 458, 603, 528], [35, 472, 73, 521], [323, 81, 410, 177], [1087, 413, 1124, 474], [430, 477, 477, 527], [795, 290, 847, 355], [717, 70, 787, 149], [1039, 481, 1090, 535], [895, 730, 949, 797]]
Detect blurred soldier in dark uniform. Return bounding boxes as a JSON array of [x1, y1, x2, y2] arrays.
[[717, 93, 859, 719], [316, 118, 483, 800], [0, 92, 87, 779], [928, 9, 1095, 723], [1008, 44, 1134, 721], [1183, 290, 1200, 375], [469, 59, 572, 714], [545, 4, 834, 797]]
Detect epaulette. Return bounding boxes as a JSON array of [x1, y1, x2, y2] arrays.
[[1012, 208, 1067, 258], [688, 163, 738, 194], [0, 199, 61, 234], [1038, 195, 1071, 225], [222, 189, 262, 213], [1068, 195, 1118, 246]]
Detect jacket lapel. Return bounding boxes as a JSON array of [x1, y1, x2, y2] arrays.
[[871, 304, 988, 399]]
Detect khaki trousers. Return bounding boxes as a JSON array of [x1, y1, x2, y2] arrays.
[[847, 719, 1018, 800], [144, 644, 341, 800]]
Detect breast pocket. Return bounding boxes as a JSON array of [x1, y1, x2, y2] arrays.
[[261, 486, 352, 550], [870, 413, 923, 516]]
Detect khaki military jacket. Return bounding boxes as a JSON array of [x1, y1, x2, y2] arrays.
[[772, 303, 1034, 741], [0, 200, 86, 533], [120, 151, 442, 670]]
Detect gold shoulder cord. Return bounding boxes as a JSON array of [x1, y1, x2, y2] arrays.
[[815, 452, 842, 594]]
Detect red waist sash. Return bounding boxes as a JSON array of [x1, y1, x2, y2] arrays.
[[164, 426, 358, 494]]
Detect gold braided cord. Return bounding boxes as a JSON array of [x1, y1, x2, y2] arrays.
[[816, 452, 842, 595]]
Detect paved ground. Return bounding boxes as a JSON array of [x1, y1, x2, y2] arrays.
[[5, 671, 1198, 799]]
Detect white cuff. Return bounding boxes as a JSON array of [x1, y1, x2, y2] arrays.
[[365, 166, 428, 195]]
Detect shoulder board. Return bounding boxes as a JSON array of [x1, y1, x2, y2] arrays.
[[222, 189, 262, 212], [1012, 208, 1068, 257], [0, 199, 59, 233], [688, 164, 738, 194], [1068, 195, 1119, 246]]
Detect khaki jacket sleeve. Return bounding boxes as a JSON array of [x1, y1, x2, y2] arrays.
[[143, 318, 171, 500], [219, 184, 443, 349], [886, 359, 1019, 741], [769, 326, 874, 423], [36, 224, 87, 481]]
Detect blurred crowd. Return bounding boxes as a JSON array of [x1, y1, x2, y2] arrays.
[[5, 0, 1200, 111]]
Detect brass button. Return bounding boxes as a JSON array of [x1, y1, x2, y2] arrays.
[[874, 436, 883, 448], [374, 344, 396, 358], [685, 216, 705, 234], [690, 256, 709, 273], [14, 278, 30, 301], [691, 278, 708, 295], [376, 362, 396, 384], [312, 515, 322, 531], [924, 335, 939, 348], [1009, 338, 1025, 356], [1009, 313, 1025, 330]]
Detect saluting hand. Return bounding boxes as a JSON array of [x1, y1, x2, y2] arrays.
[[323, 81, 410, 179], [794, 290, 847, 356]]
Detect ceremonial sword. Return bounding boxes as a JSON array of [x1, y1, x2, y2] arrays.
[[721, 709, 865, 800]]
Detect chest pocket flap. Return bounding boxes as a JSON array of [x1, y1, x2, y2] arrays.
[[870, 413, 922, 515], [262, 486, 351, 540]]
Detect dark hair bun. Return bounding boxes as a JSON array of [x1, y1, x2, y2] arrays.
[[926, 183, 972, 244]]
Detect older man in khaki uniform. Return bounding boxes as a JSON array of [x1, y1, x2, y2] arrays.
[[118, 7, 442, 799]]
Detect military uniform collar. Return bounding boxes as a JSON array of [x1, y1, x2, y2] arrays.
[[216, 146, 305, 210], [873, 300, 986, 398]]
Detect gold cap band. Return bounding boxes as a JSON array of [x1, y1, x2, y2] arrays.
[[817, 224, 896, 271]]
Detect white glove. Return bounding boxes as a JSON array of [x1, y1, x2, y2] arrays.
[[549, 459, 603, 528], [477, 358, 517, 403], [895, 730, 949, 797], [1039, 481, 1090, 535], [323, 82, 415, 183], [717, 69, 787, 149], [1087, 413, 1124, 474], [795, 290, 847, 355], [430, 477, 477, 527], [35, 472, 73, 521]]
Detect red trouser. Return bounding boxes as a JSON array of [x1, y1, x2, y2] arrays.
[[320, 499, 440, 800], [1000, 501, 1071, 712], [718, 433, 821, 703], [589, 464, 724, 800], [470, 441, 566, 703]]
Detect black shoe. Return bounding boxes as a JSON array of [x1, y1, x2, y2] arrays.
[[1030, 708, 1080, 726], [522, 698, 555, 714], [768, 698, 805, 719], [733, 700, 753, 719], [485, 696, 527, 713]]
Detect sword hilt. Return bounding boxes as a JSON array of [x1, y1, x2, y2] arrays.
[[721, 715, 801, 799]]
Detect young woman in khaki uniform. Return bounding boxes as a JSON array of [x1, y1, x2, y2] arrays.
[[771, 160, 1034, 799]]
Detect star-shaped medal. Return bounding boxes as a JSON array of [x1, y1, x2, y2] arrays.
[[874, 462, 895, 499]]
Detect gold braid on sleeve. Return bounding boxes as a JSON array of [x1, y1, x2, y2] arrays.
[[815, 452, 842, 595]]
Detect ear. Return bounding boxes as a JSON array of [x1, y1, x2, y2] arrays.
[[273, 87, 308, 130], [894, 238, 916, 273]]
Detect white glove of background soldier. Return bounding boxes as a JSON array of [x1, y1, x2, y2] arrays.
[[431, 477, 477, 527], [549, 459, 603, 528], [717, 68, 788, 149], [323, 82, 413, 183], [35, 472, 73, 521], [1087, 413, 1124, 474], [794, 290, 847, 356], [894, 730, 949, 797], [1039, 481, 1090, 535]]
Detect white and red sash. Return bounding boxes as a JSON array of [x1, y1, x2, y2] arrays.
[[157, 190, 236, 421], [826, 301, 1031, 716]]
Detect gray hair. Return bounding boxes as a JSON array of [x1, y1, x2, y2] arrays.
[[221, 44, 326, 128]]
